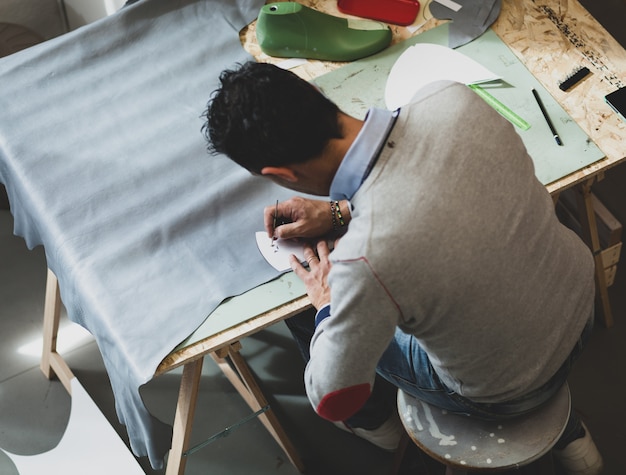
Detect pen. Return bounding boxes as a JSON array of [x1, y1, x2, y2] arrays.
[[272, 200, 278, 246], [532, 88, 563, 146]]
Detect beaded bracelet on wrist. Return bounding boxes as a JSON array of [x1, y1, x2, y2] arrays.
[[330, 200, 345, 232]]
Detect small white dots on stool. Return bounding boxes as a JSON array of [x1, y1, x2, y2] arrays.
[[444, 454, 451, 459], [471, 446, 477, 451], [489, 433, 495, 437], [498, 438, 505, 444], [486, 458, 493, 464]]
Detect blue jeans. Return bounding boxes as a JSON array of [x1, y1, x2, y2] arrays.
[[285, 308, 594, 445]]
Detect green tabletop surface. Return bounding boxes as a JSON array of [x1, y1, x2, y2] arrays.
[[314, 23, 604, 187]]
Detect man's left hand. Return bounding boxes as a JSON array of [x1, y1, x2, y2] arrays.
[[290, 240, 332, 310]]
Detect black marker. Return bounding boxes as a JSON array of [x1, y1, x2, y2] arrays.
[[532, 88, 563, 146]]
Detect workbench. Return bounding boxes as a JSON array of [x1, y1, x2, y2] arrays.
[[7, 1, 625, 474]]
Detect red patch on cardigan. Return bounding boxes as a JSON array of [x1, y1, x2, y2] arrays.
[[316, 383, 371, 421]]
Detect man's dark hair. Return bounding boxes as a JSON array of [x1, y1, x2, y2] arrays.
[[203, 61, 342, 173]]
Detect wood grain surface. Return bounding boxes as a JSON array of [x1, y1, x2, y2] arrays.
[[240, 0, 626, 193]]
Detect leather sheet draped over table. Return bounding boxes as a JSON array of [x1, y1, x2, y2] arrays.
[[0, 0, 297, 468]]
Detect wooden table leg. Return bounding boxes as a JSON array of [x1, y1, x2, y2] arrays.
[[166, 357, 204, 475], [211, 343, 305, 472], [575, 179, 614, 327], [40, 268, 74, 393]]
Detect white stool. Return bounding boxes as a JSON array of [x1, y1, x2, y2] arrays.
[[393, 383, 571, 474]]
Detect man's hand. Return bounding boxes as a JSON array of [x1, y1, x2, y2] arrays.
[[290, 240, 332, 310], [264, 197, 349, 240]]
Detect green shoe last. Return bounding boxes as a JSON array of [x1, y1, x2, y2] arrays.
[[256, 2, 392, 62]]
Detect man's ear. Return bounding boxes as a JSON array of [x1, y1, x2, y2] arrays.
[[260, 166, 298, 182]]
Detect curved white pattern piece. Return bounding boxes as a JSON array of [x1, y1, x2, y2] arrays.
[[0, 378, 143, 475]]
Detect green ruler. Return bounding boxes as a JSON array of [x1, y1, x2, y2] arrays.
[[468, 84, 531, 130]]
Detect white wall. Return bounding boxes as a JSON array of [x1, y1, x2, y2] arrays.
[[63, 0, 127, 30]]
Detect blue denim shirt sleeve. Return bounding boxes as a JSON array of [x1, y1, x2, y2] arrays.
[[329, 107, 397, 202], [315, 304, 332, 327]]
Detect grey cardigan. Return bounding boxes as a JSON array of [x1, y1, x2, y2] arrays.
[[306, 81, 594, 419]]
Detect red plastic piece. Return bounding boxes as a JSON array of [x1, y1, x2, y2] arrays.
[[337, 0, 420, 26]]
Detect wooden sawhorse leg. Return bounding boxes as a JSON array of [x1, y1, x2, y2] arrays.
[[166, 358, 204, 475], [211, 343, 305, 472], [42, 270, 304, 474], [575, 178, 614, 327], [40, 268, 75, 394], [166, 342, 305, 475]]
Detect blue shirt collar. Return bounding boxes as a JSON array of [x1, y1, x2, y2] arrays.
[[329, 107, 398, 202]]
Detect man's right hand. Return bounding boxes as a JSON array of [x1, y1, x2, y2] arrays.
[[264, 197, 335, 240]]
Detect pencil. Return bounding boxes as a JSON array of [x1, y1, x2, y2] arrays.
[[532, 88, 563, 146]]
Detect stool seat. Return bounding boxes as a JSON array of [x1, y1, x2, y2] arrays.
[[396, 384, 570, 472]]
